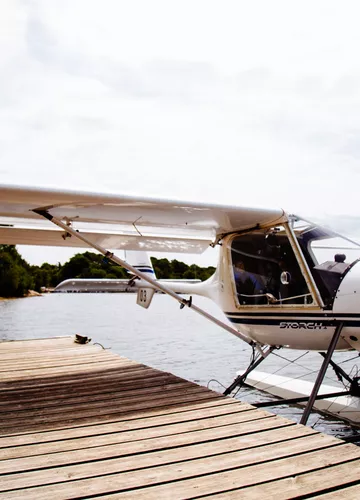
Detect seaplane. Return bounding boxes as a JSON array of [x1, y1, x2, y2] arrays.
[[1, 184, 360, 425]]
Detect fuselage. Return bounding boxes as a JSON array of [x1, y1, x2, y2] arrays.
[[219, 244, 360, 352], [175, 216, 360, 352]]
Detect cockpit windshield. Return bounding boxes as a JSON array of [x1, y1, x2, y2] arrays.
[[292, 217, 360, 307], [230, 218, 360, 308]]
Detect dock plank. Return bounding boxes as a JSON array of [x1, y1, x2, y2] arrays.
[[204, 461, 360, 499], [1, 409, 273, 460], [0, 336, 359, 499], [0, 400, 251, 447], [0, 418, 295, 474], [0, 383, 208, 421], [0, 433, 343, 493], [313, 483, 360, 499], [2, 444, 359, 500], [0, 351, 120, 371]]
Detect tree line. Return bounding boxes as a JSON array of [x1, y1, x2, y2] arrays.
[[0, 245, 215, 297]]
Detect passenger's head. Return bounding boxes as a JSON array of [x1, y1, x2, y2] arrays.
[[234, 259, 245, 270]]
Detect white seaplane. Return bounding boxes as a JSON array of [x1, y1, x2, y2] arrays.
[[1, 184, 359, 424]]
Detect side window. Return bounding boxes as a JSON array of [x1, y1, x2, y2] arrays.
[[231, 227, 312, 306]]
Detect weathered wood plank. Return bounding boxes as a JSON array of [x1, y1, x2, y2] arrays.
[[0, 386, 216, 428], [0, 337, 75, 350], [1, 337, 359, 500], [0, 391, 224, 435], [0, 342, 104, 357], [1, 397, 234, 438], [0, 381, 203, 419], [0, 352, 120, 371], [0, 365, 170, 394], [0, 409, 273, 460], [0, 433, 341, 493], [203, 461, 360, 499], [0, 365, 163, 392], [0, 375, 187, 409], [1, 444, 358, 500], [0, 398, 238, 438], [0, 380, 194, 411], [312, 483, 360, 499], [0, 418, 294, 474], [0, 345, 106, 359], [0, 360, 140, 381], [0, 399, 250, 447]]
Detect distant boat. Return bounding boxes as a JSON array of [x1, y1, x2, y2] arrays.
[[53, 278, 137, 293]]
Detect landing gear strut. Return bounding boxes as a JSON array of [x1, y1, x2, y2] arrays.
[[223, 346, 275, 396], [226, 322, 359, 427], [300, 322, 344, 425]]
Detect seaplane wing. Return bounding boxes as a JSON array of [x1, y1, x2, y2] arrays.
[[0, 184, 286, 253]]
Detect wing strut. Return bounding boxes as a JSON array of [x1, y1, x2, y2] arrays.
[[33, 209, 255, 348]]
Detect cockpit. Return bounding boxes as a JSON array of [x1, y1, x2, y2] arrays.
[[230, 218, 360, 308]]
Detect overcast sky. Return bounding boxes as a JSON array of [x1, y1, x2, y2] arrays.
[[2, 0, 360, 265]]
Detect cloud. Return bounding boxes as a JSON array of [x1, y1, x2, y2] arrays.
[[1, 0, 360, 223]]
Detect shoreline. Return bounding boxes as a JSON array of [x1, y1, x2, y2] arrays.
[[0, 290, 43, 300]]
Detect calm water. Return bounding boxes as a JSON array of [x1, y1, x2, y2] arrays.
[[1, 293, 359, 443]]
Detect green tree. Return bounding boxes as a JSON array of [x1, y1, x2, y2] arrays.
[[60, 254, 90, 280], [150, 257, 215, 281], [171, 259, 188, 278], [58, 251, 129, 282], [0, 245, 34, 297], [151, 257, 172, 278], [0, 246, 216, 297], [31, 262, 61, 290]]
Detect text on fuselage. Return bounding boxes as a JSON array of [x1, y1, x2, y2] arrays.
[[279, 322, 328, 330]]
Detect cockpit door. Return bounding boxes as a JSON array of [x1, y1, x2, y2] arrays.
[[230, 223, 322, 308]]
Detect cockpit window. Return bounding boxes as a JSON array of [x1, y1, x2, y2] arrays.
[[231, 225, 312, 307], [292, 218, 360, 307]]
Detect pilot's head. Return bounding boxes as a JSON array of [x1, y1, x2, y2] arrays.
[[334, 254, 346, 263]]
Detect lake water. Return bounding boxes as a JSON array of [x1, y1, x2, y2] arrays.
[[1, 293, 359, 444]]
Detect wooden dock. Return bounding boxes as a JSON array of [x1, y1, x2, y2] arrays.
[[0, 337, 359, 499]]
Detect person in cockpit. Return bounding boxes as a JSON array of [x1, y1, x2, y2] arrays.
[[334, 254, 346, 263], [233, 259, 264, 303]]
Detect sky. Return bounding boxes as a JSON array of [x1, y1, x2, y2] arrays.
[[2, 0, 360, 266]]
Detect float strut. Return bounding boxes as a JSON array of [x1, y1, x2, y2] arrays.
[[319, 353, 353, 385], [223, 346, 275, 396], [300, 322, 344, 425]]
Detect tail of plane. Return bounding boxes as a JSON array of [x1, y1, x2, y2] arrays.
[[124, 250, 156, 279], [124, 250, 215, 309]]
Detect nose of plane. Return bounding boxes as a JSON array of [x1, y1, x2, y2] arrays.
[[333, 260, 360, 351]]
